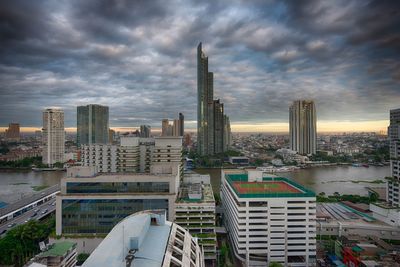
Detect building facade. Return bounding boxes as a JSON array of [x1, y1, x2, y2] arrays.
[[289, 100, 317, 155], [77, 104, 109, 146], [387, 108, 400, 206], [5, 123, 20, 141], [161, 119, 170, 136], [162, 115, 184, 137], [221, 169, 316, 266], [370, 109, 400, 225], [175, 174, 217, 260], [56, 165, 180, 235], [81, 136, 181, 174], [223, 115, 232, 151], [82, 210, 204, 267], [140, 125, 151, 138], [42, 108, 65, 165], [213, 100, 224, 154]]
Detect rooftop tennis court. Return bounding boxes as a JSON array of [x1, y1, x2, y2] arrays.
[[233, 181, 302, 195], [225, 173, 315, 198]]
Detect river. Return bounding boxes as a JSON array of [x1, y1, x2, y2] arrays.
[[0, 170, 65, 204], [0, 165, 390, 205], [194, 165, 390, 196]]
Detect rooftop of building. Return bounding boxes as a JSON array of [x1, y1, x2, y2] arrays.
[[40, 241, 76, 257], [176, 183, 214, 203], [224, 170, 315, 198], [176, 173, 215, 203], [83, 210, 171, 267]]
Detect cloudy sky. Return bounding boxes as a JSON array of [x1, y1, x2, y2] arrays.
[[0, 0, 399, 132]]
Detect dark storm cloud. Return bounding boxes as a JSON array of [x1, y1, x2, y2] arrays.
[[0, 0, 399, 129]]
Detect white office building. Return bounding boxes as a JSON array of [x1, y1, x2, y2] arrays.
[[83, 210, 204, 267], [370, 108, 400, 226], [221, 169, 317, 266], [42, 108, 65, 165]]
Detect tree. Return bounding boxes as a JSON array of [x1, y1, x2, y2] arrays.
[[77, 253, 90, 265], [0, 218, 55, 266]]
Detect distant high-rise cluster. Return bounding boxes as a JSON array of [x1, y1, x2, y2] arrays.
[[140, 125, 151, 137], [197, 43, 231, 156], [77, 104, 109, 146], [161, 113, 184, 137], [42, 108, 65, 165], [5, 123, 20, 141], [387, 108, 400, 206], [289, 100, 317, 155]]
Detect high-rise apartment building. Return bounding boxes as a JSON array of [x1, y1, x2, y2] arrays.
[[289, 100, 317, 155], [173, 119, 180, 137], [5, 123, 20, 141], [42, 108, 65, 165], [369, 109, 400, 226], [162, 119, 169, 136], [387, 108, 400, 206], [221, 169, 316, 266], [162, 115, 184, 137], [197, 43, 231, 156], [77, 104, 109, 146], [140, 125, 151, 138], [108, 128, 115, 143], [223, 115, 232, 151]]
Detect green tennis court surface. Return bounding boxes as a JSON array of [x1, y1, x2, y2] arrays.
[[233, 181, 301, 194]]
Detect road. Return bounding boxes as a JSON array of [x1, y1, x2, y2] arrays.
[[0, 198, 56, 237]]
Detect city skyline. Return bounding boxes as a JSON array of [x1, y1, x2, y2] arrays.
[[0, 1, 399, 133]]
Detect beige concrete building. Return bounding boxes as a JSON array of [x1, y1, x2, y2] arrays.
[[42, 108, 65, 165], [5, 123, 20, 141], [289, 100, 317, 155]]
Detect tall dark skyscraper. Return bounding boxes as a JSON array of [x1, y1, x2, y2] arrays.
[[77, 104, 109, 146], [213, 100, 224, 154], [197, 42, 213, 155], [179, 113, 184, 136], [197, 43, 231, 155]]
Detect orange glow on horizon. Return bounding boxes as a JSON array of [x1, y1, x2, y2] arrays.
[[0, 120, 388, 134]]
